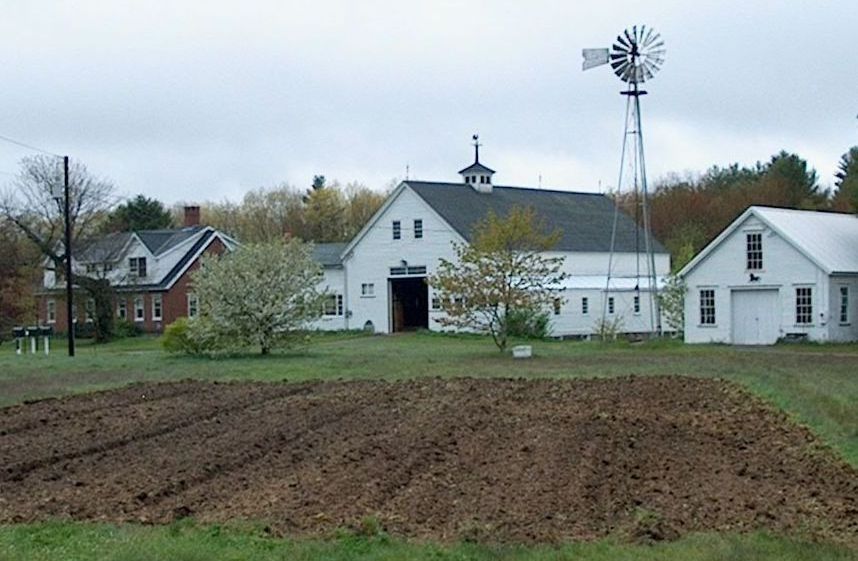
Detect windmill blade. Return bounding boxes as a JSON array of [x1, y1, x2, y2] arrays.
[[623, 29, 635, 49], [615, 33, 630, 50], [582, 48, 610, 70]]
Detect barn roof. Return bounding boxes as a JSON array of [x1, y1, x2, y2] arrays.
[[405, 181, 668, 254], [313, 242, 347, 267]]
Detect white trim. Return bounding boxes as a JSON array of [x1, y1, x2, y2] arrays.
[[46, 299, 56, 324], [133, 295, 145, 322], [163, 229, 234, 291], [152, 293, 163, 321]]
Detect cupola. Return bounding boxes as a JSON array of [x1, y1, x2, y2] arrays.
[[458, 134, 495, 193]]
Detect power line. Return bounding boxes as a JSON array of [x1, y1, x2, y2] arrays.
[[0, 133, 62, 158]]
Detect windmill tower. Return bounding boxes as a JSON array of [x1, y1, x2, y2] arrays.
[[583, 25, 665, 336]]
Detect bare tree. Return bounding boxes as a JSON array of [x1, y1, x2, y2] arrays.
[[1, 155, 117, 340]]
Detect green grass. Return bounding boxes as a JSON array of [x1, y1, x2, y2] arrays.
[[2, 333, 857, 559], [1, 521, 856, 561]]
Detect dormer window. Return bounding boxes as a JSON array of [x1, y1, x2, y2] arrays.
[[129, 257, 147, 277]]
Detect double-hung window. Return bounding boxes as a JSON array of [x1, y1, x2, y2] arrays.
[[152, 294, 163, 321], [117, 299, 127, 320], [581, 297, 589, 315], [187, 294, 198, 318], [47, 300, 56, 324], [633, 295, 641, 314], [361, 283, 375, 297], [553, 298, 562, 315], [795, 287, 813, 324], [392, 221, 401, 240], [608, 297, 615, 315], [746, 232, 763, 270], [699, 289, 716, 325], [134, 296, 145, 322], [129, 257, 147, 278], [840, 286, 850, 324], [323, 294, 344, 316], [414, 219, 423, 239]]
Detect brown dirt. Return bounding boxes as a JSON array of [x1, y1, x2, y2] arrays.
[[0, 376, 856, 544]]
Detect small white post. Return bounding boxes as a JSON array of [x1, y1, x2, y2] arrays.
[[44, 336, 50, 355], [30, 335, 36, 354]]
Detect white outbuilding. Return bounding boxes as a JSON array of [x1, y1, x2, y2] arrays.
[[680, 206, 858, 345]]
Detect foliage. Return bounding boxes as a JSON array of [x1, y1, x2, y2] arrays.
[[114, 319, 143, 339], [0, 222, 39, 337], [505, 306, 550, 339], [620, 151, 833, 272], [430, 207, 567, 351], [833, 146, 858, 213], [658, 274, 687, 335], [594, 315, 625, 341], [102, 194, 174, 233], [161, 317, 211, 354], [188, 239, 326, 355], [194, 180, 387, 244], [0, 155, 117, 341]]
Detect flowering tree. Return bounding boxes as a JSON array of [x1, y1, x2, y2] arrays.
[[189, 239, 325, 354], [430, 206, 567, 351]]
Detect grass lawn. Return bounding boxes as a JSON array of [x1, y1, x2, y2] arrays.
[[1, 332, 857, 560]]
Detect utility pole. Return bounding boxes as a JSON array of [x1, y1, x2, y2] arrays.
[[63, 155, 75, 357]]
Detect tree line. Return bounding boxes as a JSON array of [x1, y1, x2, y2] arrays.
[[617, 149, 858, 271]]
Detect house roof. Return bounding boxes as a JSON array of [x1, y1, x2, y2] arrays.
[[76, 226, 206, 262], [458, 161, 496, 175], [313, 242, 347, 267], [405, 181, 668, 254], [680, 206, 858, 277]]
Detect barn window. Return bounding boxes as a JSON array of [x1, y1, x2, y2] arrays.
[[746, 232, 763, 270], [431, 294, 441, 310], [323, 294, 344, 316], [361, 283, 375, 297], [46, 300, 56, 324], [582, 297, 589, 315], [392, 220, 401, 240], [699, 289, 716, 325], [633, 295, 641, 314], [795, 287, 813, 324], [840, 286, 849, 324], [553, 298, 561, 315], [414, 219, 423, 239], [608, 297, 615, 315]]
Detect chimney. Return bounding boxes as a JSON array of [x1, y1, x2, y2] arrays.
[[183, 205, 201, 227]]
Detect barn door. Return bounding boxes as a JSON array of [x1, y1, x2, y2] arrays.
[[731, 289, 779, 345]]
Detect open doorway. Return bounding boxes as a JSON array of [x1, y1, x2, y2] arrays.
[[390, 277, 428, 332]]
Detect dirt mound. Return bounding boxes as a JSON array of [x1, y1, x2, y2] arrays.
[[1, 376, 856, 544]]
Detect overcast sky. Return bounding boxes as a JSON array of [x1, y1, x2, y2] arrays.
[[0, 1, 855, 204]]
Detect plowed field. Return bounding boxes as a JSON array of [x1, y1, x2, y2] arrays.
[[1, 376, 856, 543]]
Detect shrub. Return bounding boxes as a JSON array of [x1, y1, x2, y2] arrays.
[[505, 307, 550, 339], [114, 319, 142, 338], [162, 318, 197, 354]]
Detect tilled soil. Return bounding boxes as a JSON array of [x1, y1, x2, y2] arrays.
[[0, 376, 856, 544]]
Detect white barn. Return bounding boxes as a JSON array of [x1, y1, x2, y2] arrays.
[[310, 151, 670, 337], [680, 206, 858, 345]]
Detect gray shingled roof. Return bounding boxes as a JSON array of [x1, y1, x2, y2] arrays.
[[312, 242, 347, 267], [458, 162, 496, 175], [137, 227, 205, 255], [406, 181, 668, 254]]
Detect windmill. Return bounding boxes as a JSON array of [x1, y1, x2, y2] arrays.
[[583, 25, 665, 336]]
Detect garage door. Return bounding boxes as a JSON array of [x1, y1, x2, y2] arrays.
[[731, 289, 780, 345]]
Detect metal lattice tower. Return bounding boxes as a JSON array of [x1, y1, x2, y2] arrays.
[[583, 25, 665, 336]]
